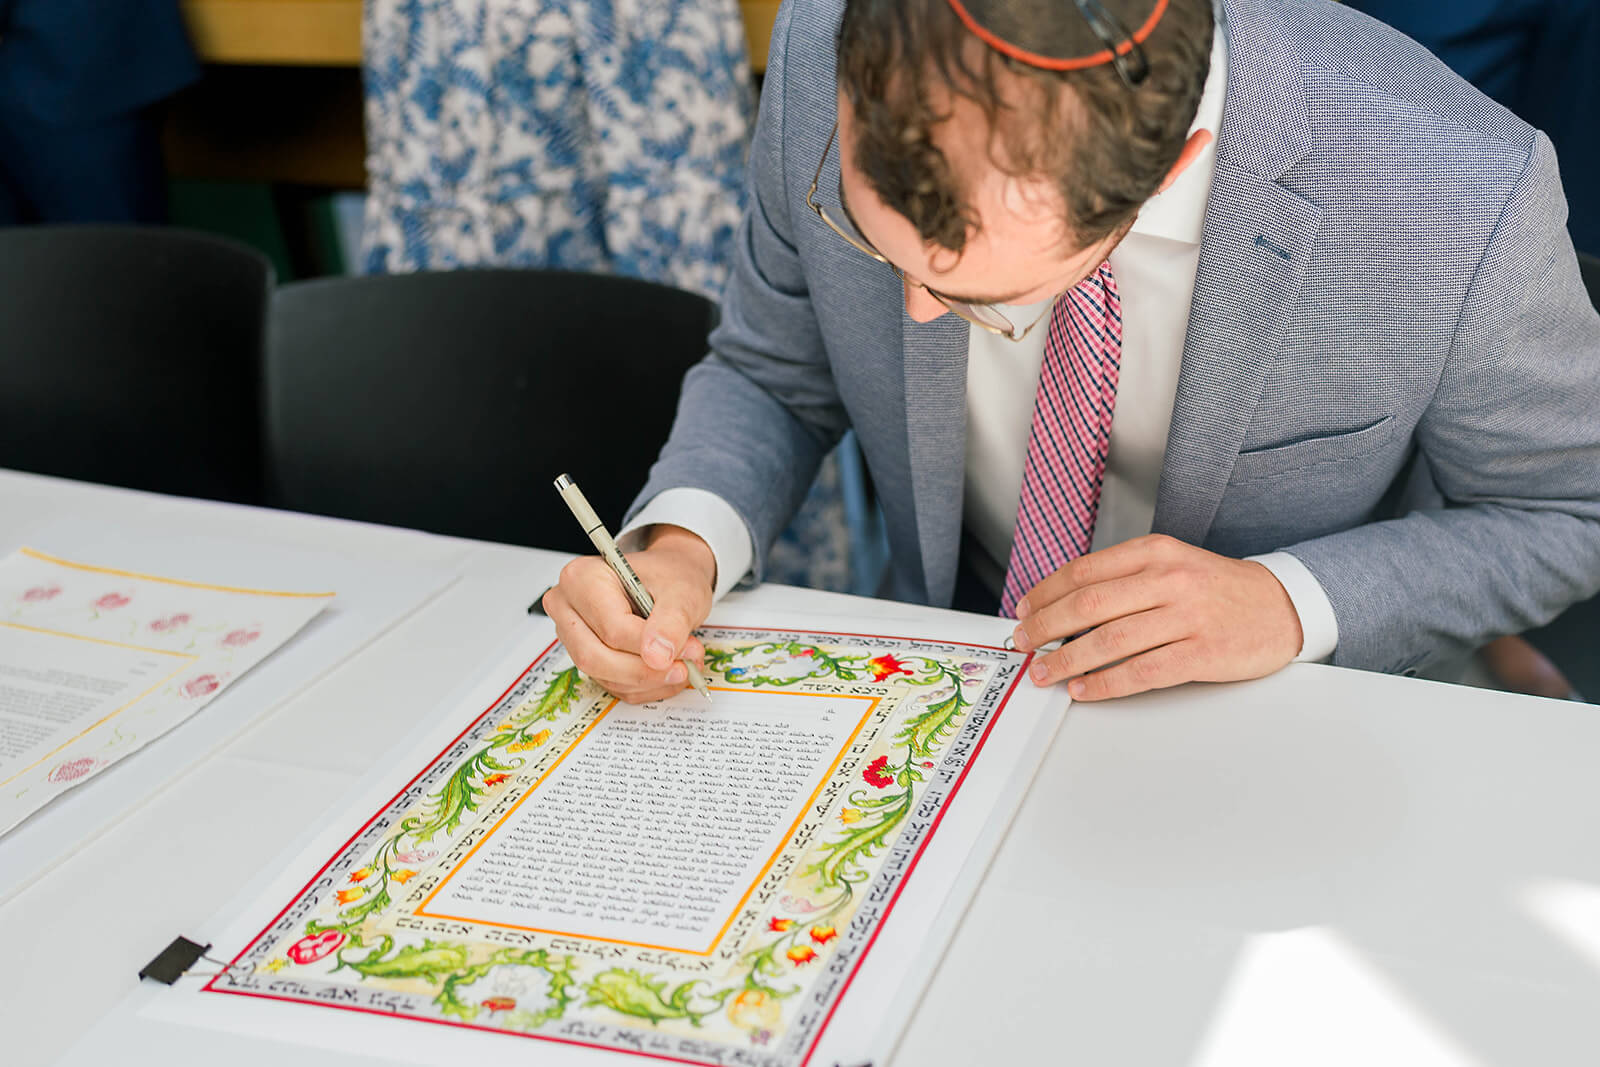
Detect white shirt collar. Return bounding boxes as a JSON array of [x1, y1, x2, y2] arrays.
[[1127, 11, 1228, 246]]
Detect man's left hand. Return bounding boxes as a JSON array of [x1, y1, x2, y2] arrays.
[[1010, 533, 1303, 701]]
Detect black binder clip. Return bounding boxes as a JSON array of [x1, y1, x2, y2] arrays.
[[139, 936, 230, 985]]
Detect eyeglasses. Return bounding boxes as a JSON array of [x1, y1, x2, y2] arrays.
[[806, 122, 1056, 342]]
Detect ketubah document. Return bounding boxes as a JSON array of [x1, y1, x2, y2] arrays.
[[146, 607, 1067, 1067]]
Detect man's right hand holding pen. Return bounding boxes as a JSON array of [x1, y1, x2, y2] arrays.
[[542, 524, 717, 704]]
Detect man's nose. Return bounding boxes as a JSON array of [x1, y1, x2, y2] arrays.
[[903, 278, 950, 323]]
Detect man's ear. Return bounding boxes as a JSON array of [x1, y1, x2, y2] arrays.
[[1157, 129, 1214, 194]]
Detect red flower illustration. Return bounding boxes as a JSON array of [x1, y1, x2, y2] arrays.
[[222, 627, 261, 648], [768, 917, 794, 932], [797, 648, 816, 657], [47, 757, 100, 783], [180, 674, 221, 699], [483, 773, 509, 786], [94, 592, 131, 611], [286, 930, 345, 965], [21, 585, 60, 602], [786, 946, 817, 966], [867, 654, 911, 682], [863, 755, 895, 789], [149, 613, 191, 633], [481, 997, 516, 1013], [809, 925, 837, 944]]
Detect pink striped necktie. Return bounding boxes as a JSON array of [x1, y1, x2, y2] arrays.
[[999, 261, 1121, 618]]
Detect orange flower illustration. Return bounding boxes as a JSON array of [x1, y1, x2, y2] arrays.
[[867, 653, 912, 682], [481, 997, 516, 1013], [496, 722, 517, 732], [335, 888, 364, 904], [838, 807, 862, 824], [483, 773, 510, 786], [768, 917, 794, 932], [809, 925, 837, 944], [348, 866, 373, 883], [391, 869, 417, 884], [786, 946, 817, 966]]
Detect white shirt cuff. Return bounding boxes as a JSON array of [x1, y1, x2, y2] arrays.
[[618, 488, 755, 602], [1248, 551, 1340, 663]]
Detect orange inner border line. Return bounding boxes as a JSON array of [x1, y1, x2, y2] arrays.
[[413, 686, 881, 956], [18, 547, 337, 599]]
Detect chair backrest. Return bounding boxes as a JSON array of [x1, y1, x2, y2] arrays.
[[265, 269, 718, 553], [0, 225, 272, 503], [1580, 251, 1600, 311]]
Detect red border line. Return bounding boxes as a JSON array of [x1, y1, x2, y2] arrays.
[[206, 633, 1035, 1067], [204, 638, 559, 992], [799, 650, 1034, 1065]]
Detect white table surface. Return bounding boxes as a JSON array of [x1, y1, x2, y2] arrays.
[[3, 469, 1597, 1067]]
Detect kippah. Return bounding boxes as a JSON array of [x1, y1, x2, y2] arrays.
[[943, 0, 1167, 77]]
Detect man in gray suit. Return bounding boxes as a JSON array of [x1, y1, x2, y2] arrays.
[[544, 0, 1600, 704]]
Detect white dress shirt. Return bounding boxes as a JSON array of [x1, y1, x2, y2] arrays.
[[627, 20, 1339, 662]]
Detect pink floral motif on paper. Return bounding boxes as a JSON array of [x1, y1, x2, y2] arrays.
[[286, 930, 345, 965], [149, 613, 192, 633], [94, 593, 131, 611], [48, 757, 100, 783], [181, 674, 222, 699], [221, 627, 261, 649], [21, 585, 61, 602]]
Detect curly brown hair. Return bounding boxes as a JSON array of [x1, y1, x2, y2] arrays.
[[836, 0, 1213, 254]]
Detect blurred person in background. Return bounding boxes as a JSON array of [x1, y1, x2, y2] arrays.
[[0, 0, 199, 224], [1346, 0, 1600, 256]]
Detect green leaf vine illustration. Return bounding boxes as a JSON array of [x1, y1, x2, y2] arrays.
[[583, 968, 735, 1026]]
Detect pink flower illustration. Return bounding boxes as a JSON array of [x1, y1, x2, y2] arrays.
[[149, 613, 192, 633], [48, 757, 101, 783], [395, 848, 436, 864], [221, 627, 261, 648], [181, 674, 222, 699], [21, 585, 60, 602], [94, 592, 131, 611], [286, 930, 345, 965]]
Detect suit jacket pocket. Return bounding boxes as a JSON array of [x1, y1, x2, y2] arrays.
[[1229, 415, 1397, 485]]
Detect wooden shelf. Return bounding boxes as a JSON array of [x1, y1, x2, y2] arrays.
[[181, 0, 779, 72]]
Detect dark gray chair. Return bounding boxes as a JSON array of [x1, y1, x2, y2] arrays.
[[264, 269, 717, 556], [0, 225, 272, 502]]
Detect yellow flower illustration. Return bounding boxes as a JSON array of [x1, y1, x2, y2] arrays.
[[507, 730, 551, 753], [335, 887, 364, 904], [727, 988, 782, 1031], [391, 869, 417, 884], [838, 807, 862, 824], [260, 958, 288, 973]]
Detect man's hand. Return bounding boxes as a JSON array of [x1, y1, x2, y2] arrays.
[[542, 525, 716, 704], [1010, 534, 1303, 701]]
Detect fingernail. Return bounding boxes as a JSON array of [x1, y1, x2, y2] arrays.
[[1068, 679, 1086, 698], [1014, 597, 1032, 618], [1011, 628, 1032, 653], [1031, 662, 1050, 684], [666, 663, 687, 685], [644, 636, 676, 670]]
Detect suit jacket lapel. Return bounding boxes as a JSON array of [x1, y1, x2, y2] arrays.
[[1153, 0, 1325, 545], [902, 313, 970, 606]]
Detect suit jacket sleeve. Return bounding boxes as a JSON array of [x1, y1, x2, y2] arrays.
[[1286, 132, 1600, 674], [625, 0, 849, 584]]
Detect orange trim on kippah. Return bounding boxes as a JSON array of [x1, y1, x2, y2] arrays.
[[944, 0, 1169, 72]]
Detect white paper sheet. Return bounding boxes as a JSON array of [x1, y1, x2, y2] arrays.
[[0, 548, 333, 835], [136, 605, 1068, 1067]]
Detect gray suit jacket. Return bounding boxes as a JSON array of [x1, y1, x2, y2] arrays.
[[631, 0, 1600, 675]]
